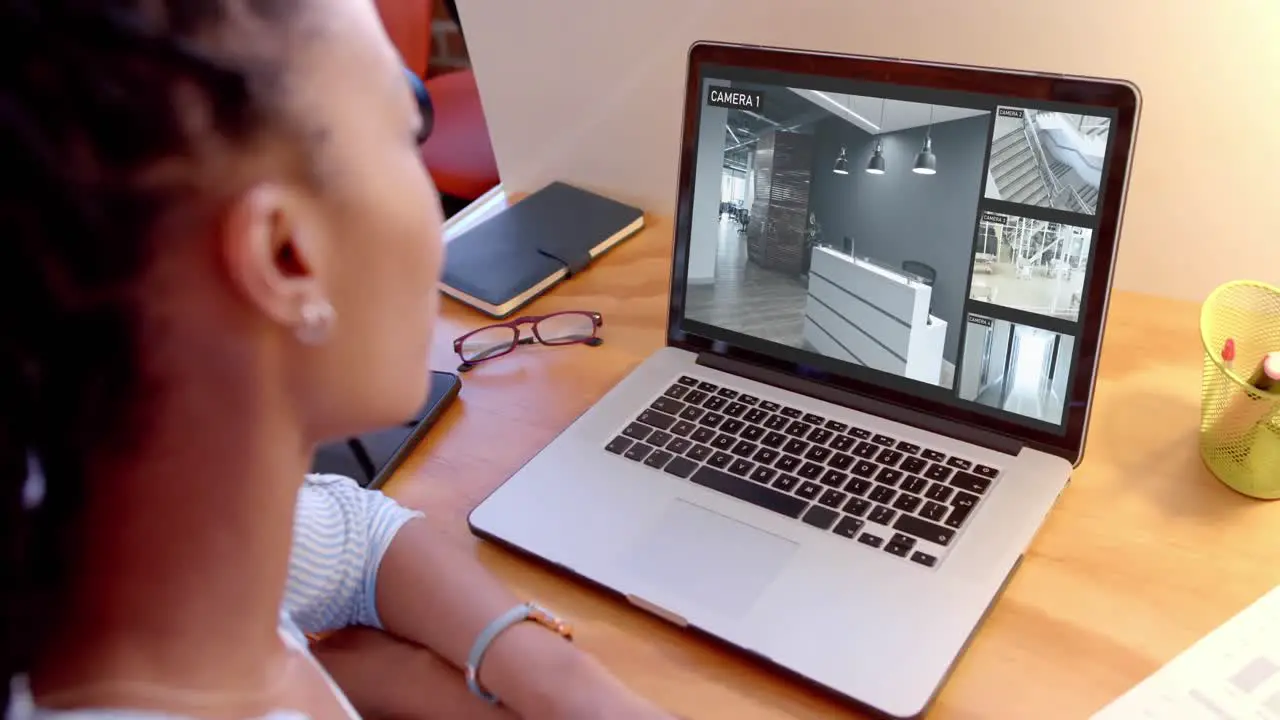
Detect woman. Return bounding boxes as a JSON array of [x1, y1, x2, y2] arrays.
[[0, 0, 675, 718]]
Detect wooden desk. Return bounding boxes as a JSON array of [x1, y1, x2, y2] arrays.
[[386, 208, 1280, 719]]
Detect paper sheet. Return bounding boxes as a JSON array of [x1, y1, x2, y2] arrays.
[[1093, 586, 1280, 719]]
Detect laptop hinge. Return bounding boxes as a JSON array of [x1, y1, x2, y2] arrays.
[[696, 352, 1024, 457]]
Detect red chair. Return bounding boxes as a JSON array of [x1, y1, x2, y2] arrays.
[[375, 0, 499, 210]]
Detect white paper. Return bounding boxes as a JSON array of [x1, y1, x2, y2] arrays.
[[1094, 586, 1280, 719]]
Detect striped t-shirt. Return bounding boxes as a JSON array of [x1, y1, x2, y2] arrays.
[[8, 473, 423, 720]]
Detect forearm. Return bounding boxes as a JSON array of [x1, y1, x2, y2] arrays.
[[374, 519, 604, 717]]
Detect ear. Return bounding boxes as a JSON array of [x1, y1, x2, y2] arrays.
[[220, 183, 330, 328]]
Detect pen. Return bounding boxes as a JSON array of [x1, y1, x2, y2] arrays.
[[1249, 351, 1280, 393], [1222, 338, 1236, 372]]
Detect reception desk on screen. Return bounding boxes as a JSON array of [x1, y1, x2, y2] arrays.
[[803, 247, 947, 385]]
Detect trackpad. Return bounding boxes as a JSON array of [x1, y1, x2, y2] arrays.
[[620, 500, 798, 619]]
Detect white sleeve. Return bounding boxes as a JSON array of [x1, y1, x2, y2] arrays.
[[281, 473, 423, 634]]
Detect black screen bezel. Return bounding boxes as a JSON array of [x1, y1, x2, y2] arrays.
[[666, 42, 1141, 464]]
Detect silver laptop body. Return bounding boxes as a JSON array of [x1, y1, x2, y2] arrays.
[[471, 43, 1140, 719]]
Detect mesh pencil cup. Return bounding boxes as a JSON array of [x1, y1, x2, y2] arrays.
[[1199, 280, 1280, 498]]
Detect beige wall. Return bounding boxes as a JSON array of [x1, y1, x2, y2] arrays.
[[456, 0, 1279, 302]]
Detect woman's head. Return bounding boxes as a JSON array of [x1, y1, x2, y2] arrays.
[[0, 0, 444, 696]]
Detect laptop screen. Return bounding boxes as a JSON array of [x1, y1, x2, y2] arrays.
[[679, 60, 1125, 436]]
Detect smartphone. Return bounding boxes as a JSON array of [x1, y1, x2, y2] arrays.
[[310, 370, 462, 489]]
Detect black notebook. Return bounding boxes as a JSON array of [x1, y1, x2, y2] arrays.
[[440, 182, 645, 318]]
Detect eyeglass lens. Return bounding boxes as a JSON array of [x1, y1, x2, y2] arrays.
[[457, 313, 597, 364]]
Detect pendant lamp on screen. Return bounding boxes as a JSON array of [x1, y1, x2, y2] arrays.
[[913, 104, 937, 175], [866, 98, 887, 175], [833, 146, 849, 174]]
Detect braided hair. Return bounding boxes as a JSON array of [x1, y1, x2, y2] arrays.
[[0, 0, 305, 710]]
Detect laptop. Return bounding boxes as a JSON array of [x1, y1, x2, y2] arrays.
[[470, 42, 1140, 718]]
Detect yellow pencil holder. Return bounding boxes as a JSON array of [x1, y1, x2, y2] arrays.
[[1199, 280, 1280, 498]]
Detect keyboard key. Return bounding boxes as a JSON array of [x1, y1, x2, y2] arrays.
[[667, 438, 692, 455], [947, 457, 973, 470], [723, 402, 747, 418], [764, 415, 789, 431], [678, 406, 705, 422], [759, 400, 781, 412], [869, 505, 896, 525], [832, 516, 864, 538], [650, 397, 685, 415], [852, 460, 878, 478], [830, 435, 855, 452], [796, 481, 822, 500], [974, 464, 999, 478], [828, 453, 854, 471], [910, 551, 938, 567], [780, 406, 802, 418], [624, 443, 654, 462], [711, 434, 735, 450], [900, 476, 928, 494], [740, 425, 765, 442], [921, 501, 948, 521], [925, 483, 953, 502], [885, 541, 912, 557], [876, 449, 904, 466], [945, 503, 974, 530], [921, 449, 946, 462], [605, 436, 633, 454], [728, 458, 754, 476], [818, 489, 848, 509], [648, 431, 673, 448], [892, 494, 922, 513], [761, 431, 787, 448], [664, 384, 689, 399], [849, 427, 872, 439], [876, 467, 903, 486], [670, 420, 696, 437], [820, 469, 849, 488], [707, 451, 733, 469], [900, 456, 928, 474], [896, 441, 921, 454], [772, 474, 800, 492], [677, 376, 698, 386], [720, 419, 745, 435], [804, 446, 832, 463], [698, 413, 725, 429], [825, 420, 848, 433], [844, 497, 871, 516], [717, 387, 739, 399], [744, 408, 769, 424], [846, 477, 872, 496], [696, 381, 718, 393], [691, 427, 716, 444], [951, 490, 979, 508], [684, 390, 709, 405], [731, 440, 758, 458], [853, 442, 879, 459], [739, 394, 760, 405], [924, 464, 952, 481], [950, 471, 993, 494], [776, 455, 800, 473], [784, 421, 812, 438], [893, 514, 956, 545], [749, 466, 777, 484], [807, 427, 834, 445], [664, 457, 698, 479], [783, 438, 809, 455], [802, 413, 824, 425], [753, 448, 779, 465], [872, 434, 896, 446], [686, 444, 712, 462], [690, 466, 809, 519], [703, 396, 726, 411], [802, 505, 838, 530], [858, 533, 884, 548], [869, 486, 896, 504], [890, 533, 915, 549], [798, 462, 824, 480], [622, 422, 652, 441], [644, 451, 673, 469]]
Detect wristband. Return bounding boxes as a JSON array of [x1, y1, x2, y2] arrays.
[[465, 601, 574, 705]]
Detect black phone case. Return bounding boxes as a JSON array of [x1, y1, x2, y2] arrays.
[[310, 370, 461, 489]]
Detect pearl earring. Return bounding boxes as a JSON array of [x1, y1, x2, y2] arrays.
[[296, 299, 336, 345]]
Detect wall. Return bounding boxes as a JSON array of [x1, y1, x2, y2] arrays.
[[688, 80, 729, 283], [807, 114, 991, 363], [457, 0, 1280, 303], [428, 0, 468, 76]]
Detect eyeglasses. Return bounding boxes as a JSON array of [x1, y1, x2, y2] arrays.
[[453, 311, 604, 371]]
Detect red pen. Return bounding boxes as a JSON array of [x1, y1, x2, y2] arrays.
[[1222, 338, 1236, 372]]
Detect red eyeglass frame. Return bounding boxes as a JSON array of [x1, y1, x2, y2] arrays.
[[452, 310, 604, 370]]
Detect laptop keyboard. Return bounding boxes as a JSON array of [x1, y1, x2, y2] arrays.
[[604, 375, 1002, 569]]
